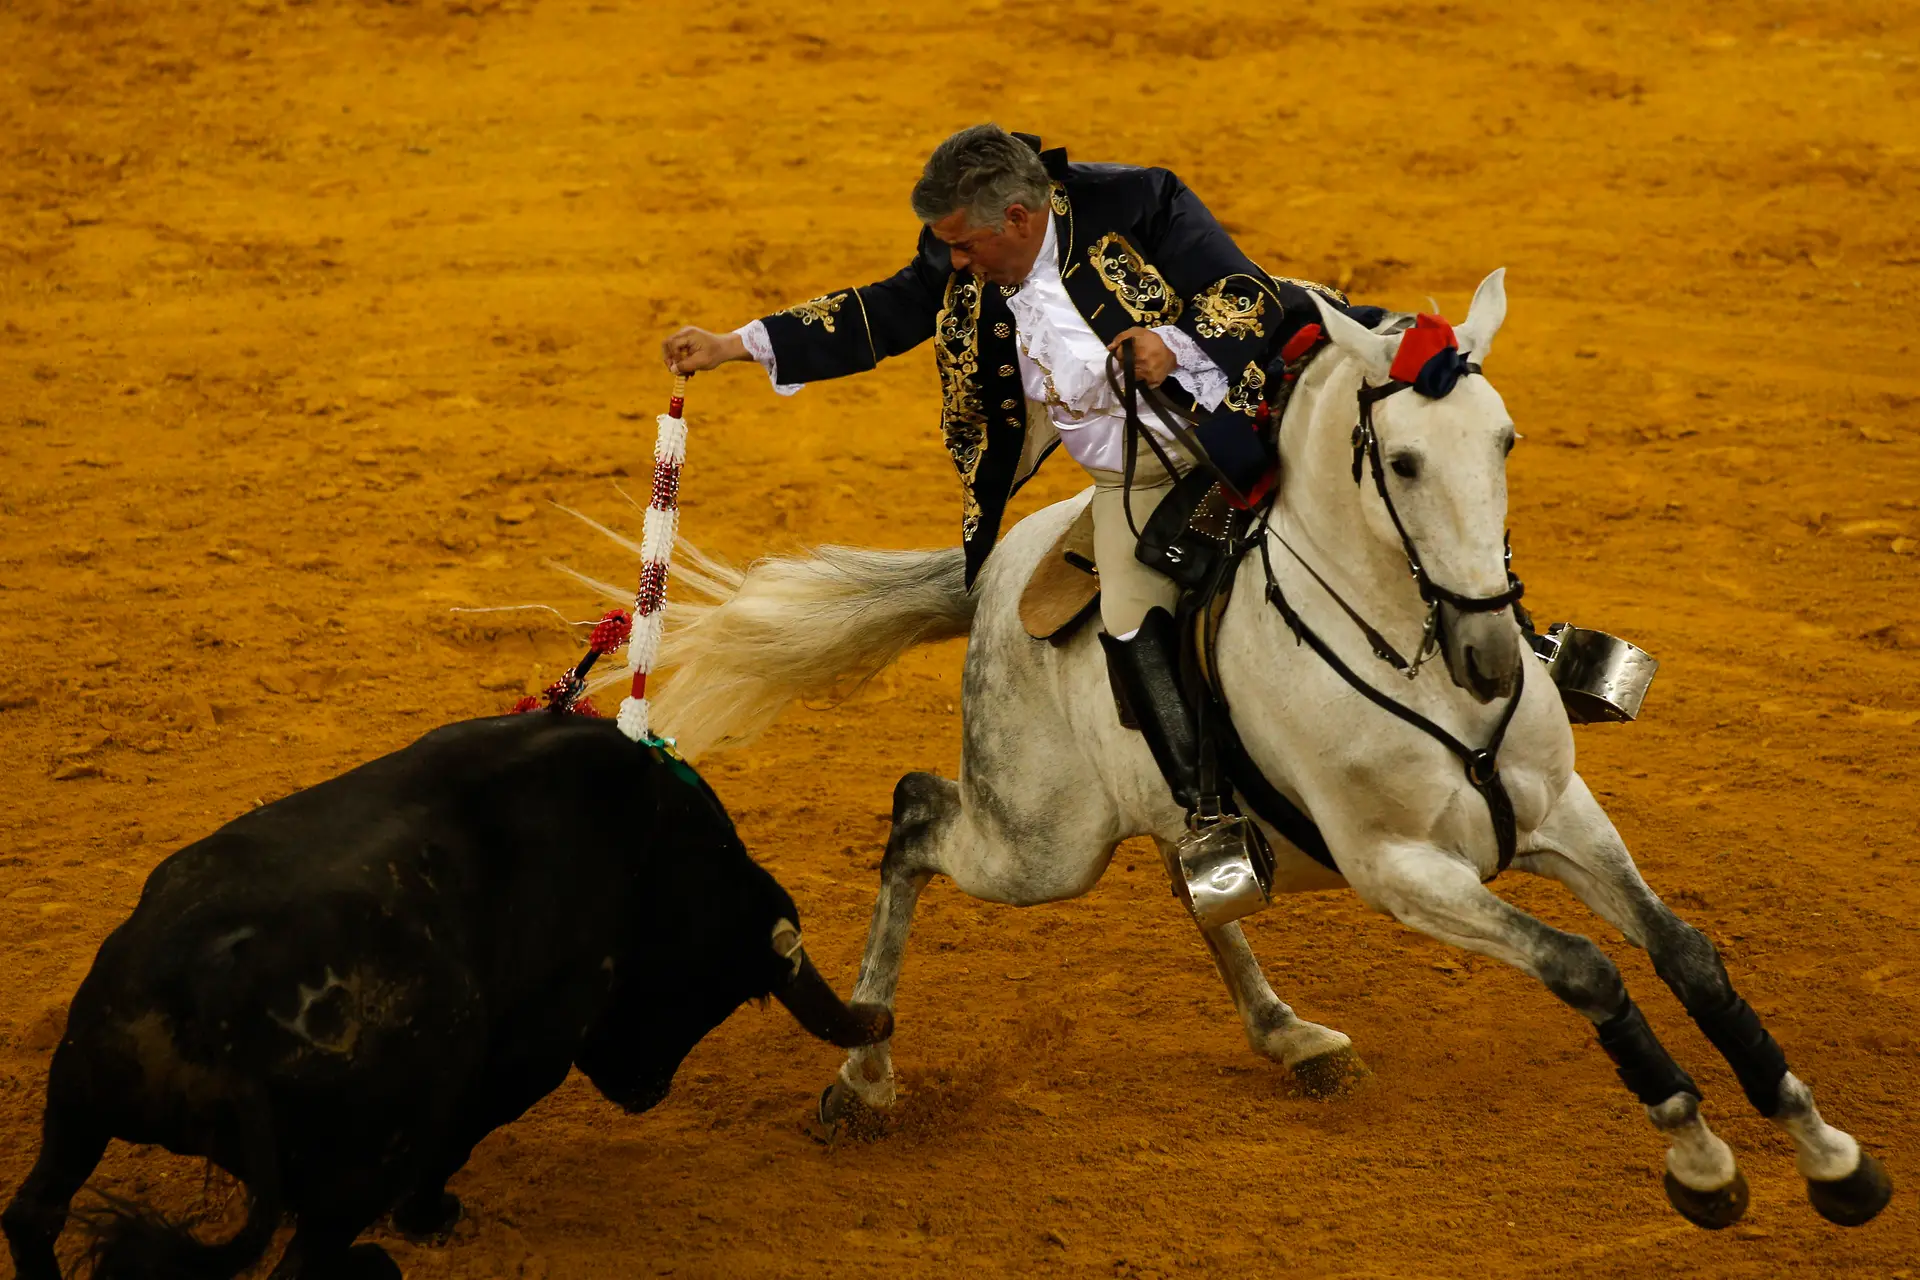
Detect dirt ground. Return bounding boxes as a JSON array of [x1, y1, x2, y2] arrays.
[[3, 0, 1918, 1276]]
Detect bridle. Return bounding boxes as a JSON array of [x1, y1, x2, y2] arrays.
[[1253, 360, 1527, 875], [1354, 369, 1524, 669]]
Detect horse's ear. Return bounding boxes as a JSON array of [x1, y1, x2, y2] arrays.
[[1309, 292, 1397, 382], [1454, 268, 1508, 363]]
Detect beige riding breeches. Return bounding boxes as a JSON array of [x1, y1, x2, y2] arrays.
[[1086, 457, 1184, 637]]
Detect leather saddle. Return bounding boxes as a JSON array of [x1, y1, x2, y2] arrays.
[[1018, 501, 1102, 644], [1016, 487, 1340, 872]]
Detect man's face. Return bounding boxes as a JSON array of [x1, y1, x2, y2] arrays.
[[929, 202, 1047, 286]]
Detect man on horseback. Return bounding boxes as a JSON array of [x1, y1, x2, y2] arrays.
[[650, 152, 1897, 1224], [661, 123, 1357, 859]]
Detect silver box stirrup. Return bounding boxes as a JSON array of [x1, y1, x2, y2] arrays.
[[1174, 813, 1275, 930], [1531, 623, 1660, 723]]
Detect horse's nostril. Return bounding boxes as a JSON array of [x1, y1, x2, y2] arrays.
[[1466, 647, 1507, 698]]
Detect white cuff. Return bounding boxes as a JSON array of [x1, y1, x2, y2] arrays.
[[1152, 325, 1228, 410], [735, 320, 804, 396]]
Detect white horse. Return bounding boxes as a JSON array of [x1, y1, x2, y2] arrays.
[[639, 271, 1891, 1229]]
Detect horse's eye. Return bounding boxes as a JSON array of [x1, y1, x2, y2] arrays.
[[1502, 430, 1517, 456], [1389, 453, 1420, 480]]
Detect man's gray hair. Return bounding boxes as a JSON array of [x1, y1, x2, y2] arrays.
[[910, 124, 1052, 230]]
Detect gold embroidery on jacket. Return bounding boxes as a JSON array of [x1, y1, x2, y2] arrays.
[[851, 289, 879, 366], [1224, 361, 1267, 414], [1270, 275, 1350, 307], [1088, 233, 1182, 325], [935, 274, 987, 539], [1191, 277, 1268, 340], [779, 292, 846, 333], [1049, 182, 1070, 216]]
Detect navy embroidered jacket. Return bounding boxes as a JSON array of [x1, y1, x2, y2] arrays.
[[757, 135, 1348, 584]]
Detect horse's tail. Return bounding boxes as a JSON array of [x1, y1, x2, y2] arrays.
[[647, 543, 975, 759]]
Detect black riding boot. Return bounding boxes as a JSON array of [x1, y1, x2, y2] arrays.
[[1101, 607, 1273, 928], [1098, 607, 1200, 812]]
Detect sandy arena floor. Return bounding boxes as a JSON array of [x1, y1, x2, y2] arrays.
[[3, 1, 1917, 1276]]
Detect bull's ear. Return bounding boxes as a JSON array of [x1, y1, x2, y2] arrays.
[[1309, 292, 1397, 382], [770, 918, 803, 977]]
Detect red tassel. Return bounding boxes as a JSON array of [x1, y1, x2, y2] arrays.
[[1226, 469, 1277, 511], [508, 695, 541, 714], [1280, 323, 1325, 365], [588, 608, 633, 655]]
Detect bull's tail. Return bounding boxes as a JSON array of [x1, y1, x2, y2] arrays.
[[635, 543, 977, 759], [87, 1190, 278, 1280], [86, 1087, 280, 1280]]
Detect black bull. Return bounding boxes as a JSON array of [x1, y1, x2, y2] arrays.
[[3, 714, 891, 1279]]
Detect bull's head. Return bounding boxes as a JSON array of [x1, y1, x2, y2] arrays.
[[575, 864, 889, 1114]]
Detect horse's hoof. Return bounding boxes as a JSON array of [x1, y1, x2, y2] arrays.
[[1808, 1150, 1893, 1227], [1288, 1047, 1369, 1099], [816, 1079, 890, 1141], [391, 1190, 463, 1241], [1664, 1168, 1749, 1230]]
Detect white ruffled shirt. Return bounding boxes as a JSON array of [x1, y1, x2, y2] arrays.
[[736, 214, 1228, 473]]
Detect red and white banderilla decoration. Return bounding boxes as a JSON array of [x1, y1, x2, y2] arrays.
[[614, 374, 688, 743], [511, 375, 687, 740]]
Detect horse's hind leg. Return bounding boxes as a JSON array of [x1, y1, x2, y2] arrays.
[[1350, 840, 1751, 1229], [1150, 838, 1364, 1097], [819, 771, 946, 1122], [3, 1054, 110, 1280], [822, 761, 1120, 1124], [1520, 772, 1893, 1227]]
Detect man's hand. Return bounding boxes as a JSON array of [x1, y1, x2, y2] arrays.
[[1108, 327, 1175, 387], [662, 326, 748, 375]]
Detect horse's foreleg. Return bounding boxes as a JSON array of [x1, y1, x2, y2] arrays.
[[1151, 838, 1364, 1096], [1520, 773, 1892, 1227], [820, 771, 950, 1123], [1352, 842, 1751, 1228]]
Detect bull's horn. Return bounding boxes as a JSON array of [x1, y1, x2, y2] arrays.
[[774, 950, 892, 1049], [771, 918, 804, 977]]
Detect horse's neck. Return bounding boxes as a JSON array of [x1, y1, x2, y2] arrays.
[[1272, 353, 1420, 627]]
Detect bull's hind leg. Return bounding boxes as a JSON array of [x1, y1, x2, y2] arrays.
[[272, 1213, 401, 1280], [1348, 840, 1751, 1229], [1150, 837, 1364, 1097], [3, 1055, 110, 1280], [1520, 773, 1893, 1227]]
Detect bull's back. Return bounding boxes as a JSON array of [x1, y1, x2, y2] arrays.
[[64, 716, 655, 1120]]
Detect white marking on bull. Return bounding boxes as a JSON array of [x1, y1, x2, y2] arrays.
[[270, 967, 360, 1055]]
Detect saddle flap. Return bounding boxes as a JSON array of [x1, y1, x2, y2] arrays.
[[1019, 500, 1100, 642]]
